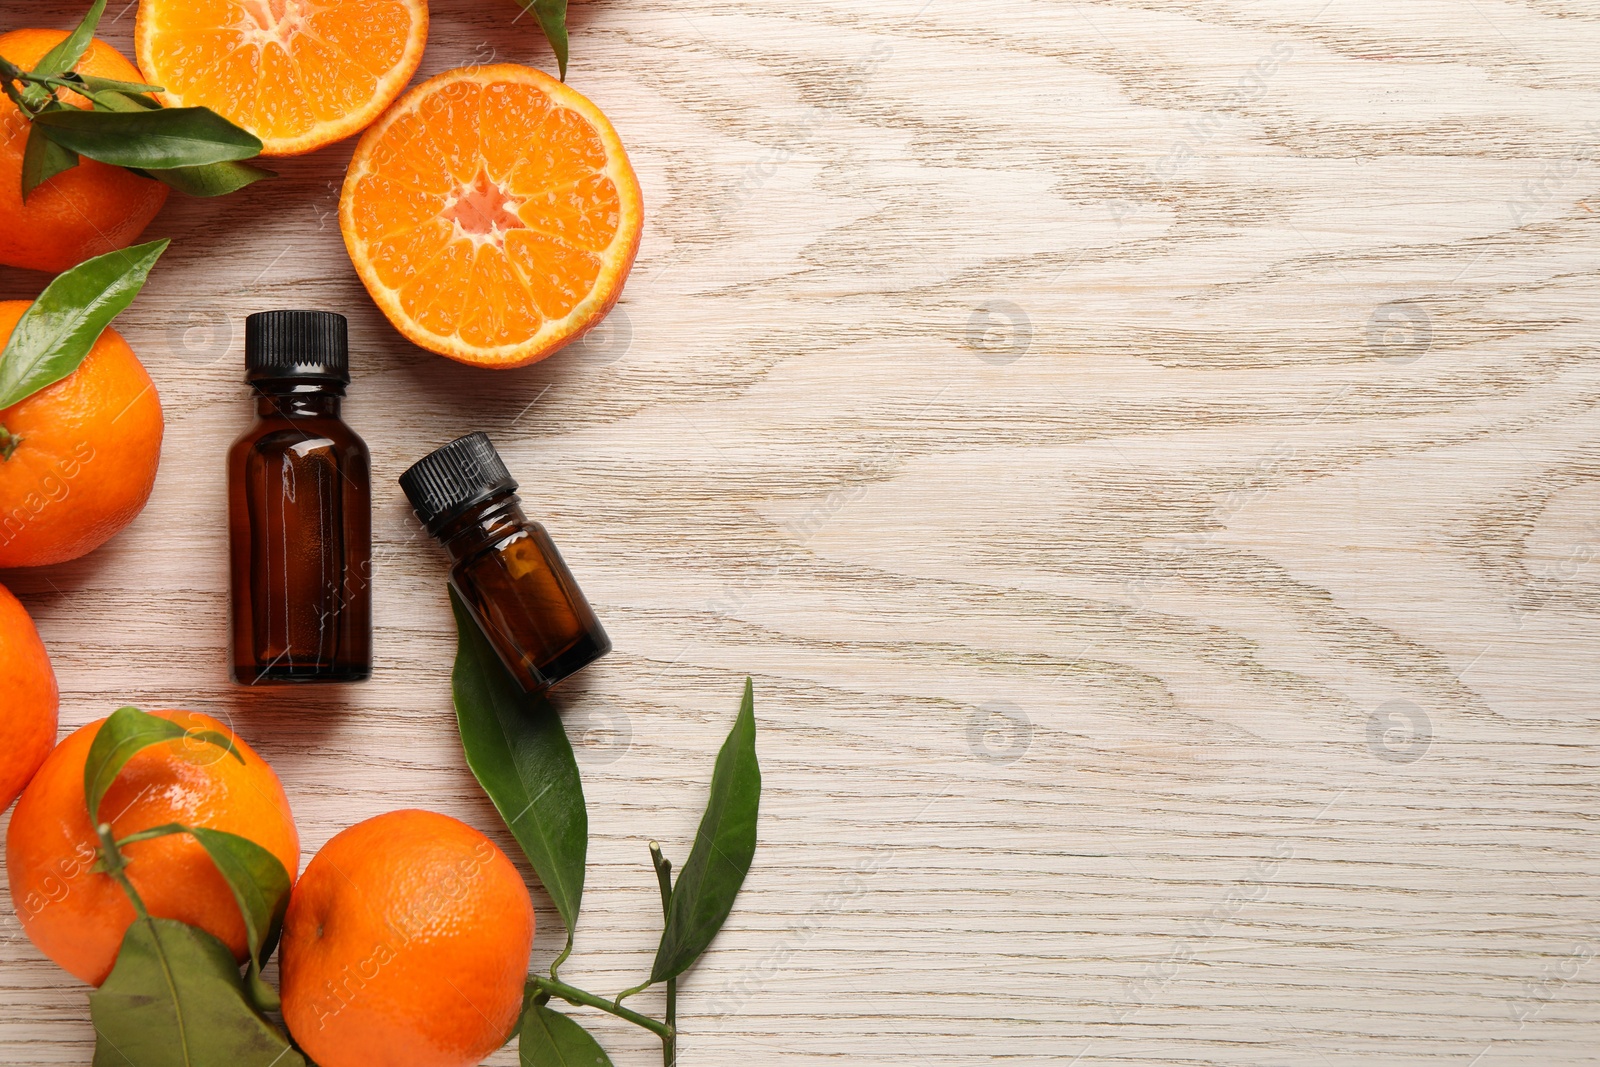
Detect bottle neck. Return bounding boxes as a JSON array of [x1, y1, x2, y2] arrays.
[[251, 379, 345, 419], [433, 493, 530, 564]]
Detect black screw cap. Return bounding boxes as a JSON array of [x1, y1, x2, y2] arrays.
[[399, 432, 518, 530], [245, 310, 349, 383]]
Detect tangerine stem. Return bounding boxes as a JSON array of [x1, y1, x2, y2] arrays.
[[94, 822, 150, 920], [0, 75, 30, 115], [614, 978, 650, 1005], [528, 975, 673, 1040], [113, 825, 186, 848], [650, 841, 677, 1067], [0, 59, 52, 114], [27, 74, 156, 113], [549, 932, 573, 980]]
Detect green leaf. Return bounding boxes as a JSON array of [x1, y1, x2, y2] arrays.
[[20, 118, 77, 200], [89, 917, 304, 1067], [82, 706, 240, 825], [519, 1002, 615, 1067], [184, 827, 290, 1011], [30, 0, 106, 80], [148, 159, 273, 197], [86, 88, 160, 113], [651, 678, 760, 984], [159, 824, 291, 1012], [450, 586, 587, 946], [0, 239, 168, 411], [71, 73, 164, 97], [518, 0, 570, 81], [33, 106, 262, 169]]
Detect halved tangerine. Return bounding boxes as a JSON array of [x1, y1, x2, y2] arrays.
[[135, 0, 428, 157], [339, 64, 644, 367]]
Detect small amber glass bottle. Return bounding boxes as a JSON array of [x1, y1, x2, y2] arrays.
[[400, 433, 610, 693], [228, 311, 372, 684]]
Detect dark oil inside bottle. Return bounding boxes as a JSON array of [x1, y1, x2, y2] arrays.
[[228, 381, 372, 683], [439, 495, 609, 692]]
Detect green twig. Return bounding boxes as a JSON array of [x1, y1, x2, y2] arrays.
[[0, 66, 157, 117], [0, 73, 33, 113], [113, 825, 186, 848], [29, 74, 114, 107], [613, 977, 650, 1006], [650, 841, 677, 1067], [549, 933, 573, 980], [528, 975, 673, 1040], [27, 74, 157, 112], [0, 60, 57, 114], [93, 822, 149, 919]]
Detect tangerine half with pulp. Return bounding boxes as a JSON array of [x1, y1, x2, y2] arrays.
[[135, 0, 428, 156], [340, 64, 644, 368]]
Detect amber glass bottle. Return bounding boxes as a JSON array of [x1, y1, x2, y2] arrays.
[[228, 311, 372, 684], [400, 433, 609, 693]]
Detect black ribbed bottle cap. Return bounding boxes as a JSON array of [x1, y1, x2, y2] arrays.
[[245, 310, 349, 383], [400, 433, 518, 530]]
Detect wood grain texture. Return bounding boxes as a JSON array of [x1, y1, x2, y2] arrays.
[[3, 0, 1600, 1063]]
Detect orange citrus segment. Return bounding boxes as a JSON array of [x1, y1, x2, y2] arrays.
[[134, 0, 428, 156], [340, 65, 643, 366]]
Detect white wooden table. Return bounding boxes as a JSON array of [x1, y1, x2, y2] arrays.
[[4, 0, 1599, 1063]]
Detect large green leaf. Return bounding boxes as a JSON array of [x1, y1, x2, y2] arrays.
[[517, 0, 570, 80], [82, 706, 239, 824], [89, 917, 304, 1067], [519, 1002, 615, 1067], [0, 240, 168, 411], [29, 0, 105, 80], [79, 94, 265, 197], [33, 106, 262, 169], [651, 679, 760, 984], [450, 586, 587, 946]]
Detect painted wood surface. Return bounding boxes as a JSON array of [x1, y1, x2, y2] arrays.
[[3, 0, 1600, 1063]]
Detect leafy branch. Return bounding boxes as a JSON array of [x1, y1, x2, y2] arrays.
[[0, 0, 270, 201], [0, 239, 168, 462], [81, 707, 302, 1065], [449, 599, 762, 1066]]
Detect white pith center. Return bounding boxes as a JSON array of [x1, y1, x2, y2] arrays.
[[235, 0, 312, 50], [442, 170, 528, 249]]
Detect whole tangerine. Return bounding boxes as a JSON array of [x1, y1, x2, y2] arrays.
[[0, 581, 57, 810], [0, 29, 169, 273], [279, 809, 535, 1067], [0, 300, 163, 569], [5, 709, 300, 985]]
